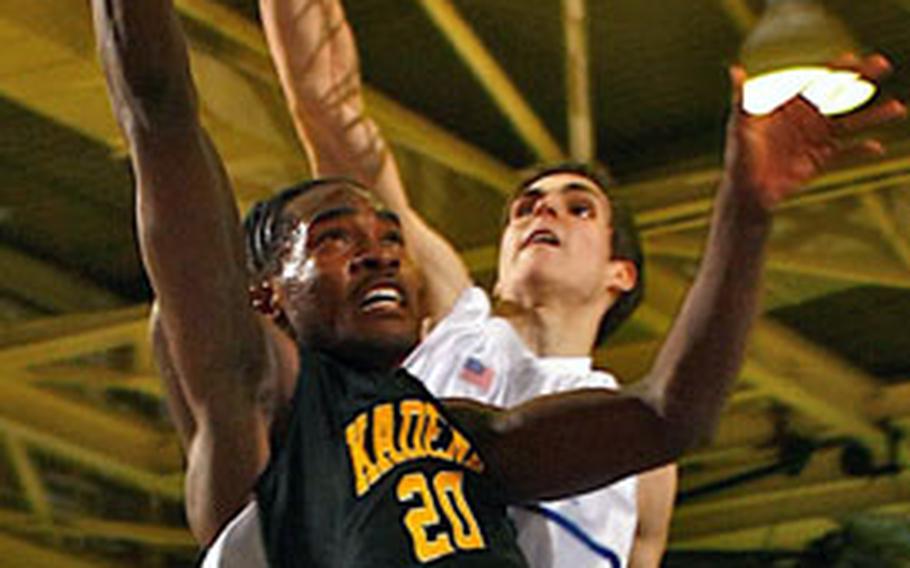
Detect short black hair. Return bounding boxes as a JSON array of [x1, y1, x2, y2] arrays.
[[243, 177, 366, 281], [509, 162, 644, 345]]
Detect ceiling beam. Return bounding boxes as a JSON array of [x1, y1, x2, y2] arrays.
[[646, 234, 910, 289], [684, 378, 910, 475], [0, 529, 109, 568], [416, 0, 564, 162], [672, 453, 910, 543], [30, 365, 163, 399], [859, 191, 910, 271], [0, 1, 121, 147], [364, 90, 520, 196], [4, 434, 51, 521], [684, 410, 779, 468], [563, 0, 595, 163], [0, 246, 125, 313], [0, 416, 182, 501], [637, 155, 910, 237], [0, 307, 148, 370], [673, 515, 837, 551], [0, 508, 194, 551], [0, 375, 181, 473], [172, 0, 521, 194]]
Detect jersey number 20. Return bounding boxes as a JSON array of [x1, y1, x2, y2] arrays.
[[396, 470, 486, 563]]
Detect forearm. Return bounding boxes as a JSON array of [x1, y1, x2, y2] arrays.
[[260, 0, 401, 205], [642, 178, 770, 448], [93, 0, 196, 140], [93, 0, 265, 405]]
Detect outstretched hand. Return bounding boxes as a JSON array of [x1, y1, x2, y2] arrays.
[[724, 54, 906, 210]]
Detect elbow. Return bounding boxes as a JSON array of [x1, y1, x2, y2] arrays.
[[639, 389, 715, 460], [661, 418, 706, 458]]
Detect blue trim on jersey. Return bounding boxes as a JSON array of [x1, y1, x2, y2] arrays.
[[521, 504, 622, 568]]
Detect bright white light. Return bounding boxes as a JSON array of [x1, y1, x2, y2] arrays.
[[743, 67, 876, 116], [802, 70, 877, 115], [743, 67, 828, 115]]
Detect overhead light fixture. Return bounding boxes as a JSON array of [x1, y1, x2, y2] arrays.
[[739, 0, 876, 116]]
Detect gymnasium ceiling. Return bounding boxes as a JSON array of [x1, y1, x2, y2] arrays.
[[2, 0, 910, 565]]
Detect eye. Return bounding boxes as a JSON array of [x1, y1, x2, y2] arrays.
[[382, 229, 404, 246], [311, 227, 351, 249], [568, 200, 595, 219], [511, 197, 535, 219]]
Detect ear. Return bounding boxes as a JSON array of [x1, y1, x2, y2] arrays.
[[249, 278, 283, 318], [605, 259, 637, 294]]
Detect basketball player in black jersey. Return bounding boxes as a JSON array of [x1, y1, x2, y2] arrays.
[[90, 0, 904, 565]]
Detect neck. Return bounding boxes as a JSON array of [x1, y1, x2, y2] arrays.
[[316, 336, 416, 373], [493, 290, 606, 357]]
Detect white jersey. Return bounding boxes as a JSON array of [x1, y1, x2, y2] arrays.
[[201, 287, 636, 567], [201, 501, 267, 568], [404, 287, 637, 568]]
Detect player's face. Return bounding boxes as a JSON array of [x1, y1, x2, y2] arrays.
[[273, 184, 422, 368], [496, 172, 616, 301]]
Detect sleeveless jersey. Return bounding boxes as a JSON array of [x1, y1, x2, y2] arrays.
[[255, 348, 528, 568]]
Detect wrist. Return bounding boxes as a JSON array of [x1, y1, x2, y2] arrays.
[[718, 172, 774, 219], [714, 177, 773, 240]]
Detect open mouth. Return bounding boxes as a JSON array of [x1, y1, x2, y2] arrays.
[[521, 228, 561, 249], [358, 284, 406, 313]]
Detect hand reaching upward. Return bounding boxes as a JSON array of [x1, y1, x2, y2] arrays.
[[724, 54, 906, 210]]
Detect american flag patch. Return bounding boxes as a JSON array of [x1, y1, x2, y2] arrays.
[[459, 356, 494, 391]]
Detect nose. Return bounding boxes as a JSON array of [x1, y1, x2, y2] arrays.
[[532, 194, 559, 218], [350, 237, 401, 274]]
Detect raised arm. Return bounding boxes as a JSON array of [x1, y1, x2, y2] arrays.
[[452, 55, 905, 503], [259, 0, 470, 322], [91, 0, 285, 545]]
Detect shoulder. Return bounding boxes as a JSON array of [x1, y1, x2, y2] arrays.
[[434, 286, 493, 330], [405, 286, 492, 364], [586, 368, 621, 390]]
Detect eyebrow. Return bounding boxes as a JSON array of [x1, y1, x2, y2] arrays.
[[377, 210, 401, 226], [307, 205, 402, 230], [308, 205, 358, 228], [561, 183, 601, 196], [517, 182, 601, 201]]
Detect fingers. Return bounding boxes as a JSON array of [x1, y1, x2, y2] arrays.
[[778, 94, 833, 144], [729, 65, 746, 109], [828, 52, 894, 83], [834, 98, 907, 135], [831, 138, 886, 164]]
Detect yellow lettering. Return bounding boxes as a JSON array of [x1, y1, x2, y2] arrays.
[[444, 428, 472, 465], [397, 472, 454, 563], [373, 403, 403, 474], [433, 471, 486, 551], [347, 399, 486, 499], [422, 403, 446, 459], [345, 413, 378, 497], [398, 400, 425, 460]]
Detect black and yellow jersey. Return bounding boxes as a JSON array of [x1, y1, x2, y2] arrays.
[[256, 348, 528, 567]]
